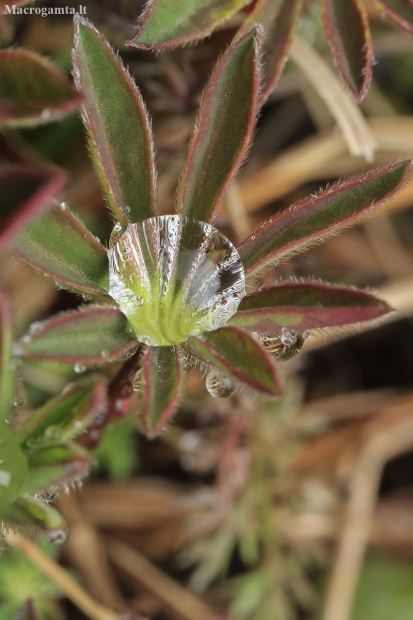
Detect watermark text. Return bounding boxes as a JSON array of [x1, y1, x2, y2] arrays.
[[4, 5, 87, 16]]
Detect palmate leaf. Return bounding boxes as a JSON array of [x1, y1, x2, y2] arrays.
[[0, 165, 66, 249], [128, 0, 253, 49], [15, 306, 138, 364], [319, 0, 372, 101], [0, 49, 82, 127], [229, 281, 392, 332], [239, 160, 412, 276], [139, 346, 184, 438], [13, 201, 109, 296], [186, 326, 282, 395], [237, 0, 302, 102], [373, 0, 413, 35], [176, 31, 260, 223], [18, 376, 107, 449], [73, 17, 157, 228], [0, 291, 14, 421], [0, 424, 29, 516]]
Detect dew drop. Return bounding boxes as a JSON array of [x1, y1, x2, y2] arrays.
[[74, 421, 82, 429], [281, 327, 295, 346], [124, 205, 131, 213], [13, 396, 24, 407], [302, 330, 311, 340], [205, 370, 236, 398], [41, 108, 51, 120], [46, 526, 68, 544], [100, 349, 109, 358], [59, 202, 68, 210], [29, 321, 44, 334], [74, 363, 86, 374]]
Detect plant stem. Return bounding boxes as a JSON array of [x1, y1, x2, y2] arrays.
[[4, 531, 123, 620]]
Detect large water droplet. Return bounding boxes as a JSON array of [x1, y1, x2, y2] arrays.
[[205, 370, 236, 398], [258, 331, 305, 361], [108, 216, 245, 346]]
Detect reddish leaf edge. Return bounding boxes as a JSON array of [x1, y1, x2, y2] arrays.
[[13, 305, 138, 364], [0, 165, 67, 249]]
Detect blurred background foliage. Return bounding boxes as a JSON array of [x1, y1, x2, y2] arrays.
[[2, 1, 413, 620]]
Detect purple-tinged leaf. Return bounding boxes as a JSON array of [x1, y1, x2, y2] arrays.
[[13, 600, 41, 620], [25, 442, 92, 494], [0, 290, 14, 421], [373, 0, 413, 35], [237, 0, 303, 103], [4, 493, 67, 540], [0, 423, 29, 515], [239, 160, 413, 276], [73, 18, 157, 228], [229, 281, 392, 332], [128, 0, 253, 50], [13, 201, 109, 296], [319, 0, 372, 101], [0, 165, 66, 249], [176, 31, 259, 223], [18, 376, 108, 448], [15, 306, 138, 364], [186, 326, 282, 396], [139, 345, 184, 438], [0, 49, 82, 127]]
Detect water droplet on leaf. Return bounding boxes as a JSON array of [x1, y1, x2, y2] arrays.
[[108, 215, 245, 346], [74, 363, 86, 374], [46, 526, 68, 544], [205, 370, 235, 398]]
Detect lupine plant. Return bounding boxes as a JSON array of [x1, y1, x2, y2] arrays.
[[0, 13, 411, 548], [130, 0, 413, 102]]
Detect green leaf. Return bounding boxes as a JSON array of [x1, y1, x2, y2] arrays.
[[0, 49, 82, 128], [237, 0, 302, 102], [73, 18, 157, 228], [129, 0, 253, 49], [0, 424, 29, 516], [13, 201, 109, 296], [319, 0, 372, 101], [0, 165, 66, 250], [18, 376, 107, 449], [139, 346, 184, 438], [186, 326, 282, 395], [15, 306, 138, 364], [0, 291, 15, 421], [24, 442, 91, 495], [93, 416, 138, 480], [176, 31, 260, 223], [239, 161, 413, 276], [373, 0, 413, 36], [4, 494, 67, 540], [229, 281, 392, 331]]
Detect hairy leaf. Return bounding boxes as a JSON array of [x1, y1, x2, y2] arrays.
[[176, 31, 259, 222], [0, 49, 82, 127], [4, 493, 67, 539], [24, 442, 91, 494], [18, 376, 107, 448], [229, 281, 392, 331], [319, 0, 372, 101], [373, 0, 413, 35], [237, 0, 302, 102], [239, 161, 412, 275], [0, 291, 15, 421], [0, 165, 66, 249], [186, 327, 282, 395], [73, 18, 157, 228], [139, 346, 184, 438], [13, 201, 109, 296], [0, 424, 28, 515], [15, 306, 138, 364], [129, 0, 252, 49]]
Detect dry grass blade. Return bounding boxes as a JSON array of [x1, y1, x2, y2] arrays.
[[322, 393, 413, 620], [290, 36, 376, 162], [106, 537, 221, 620]]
